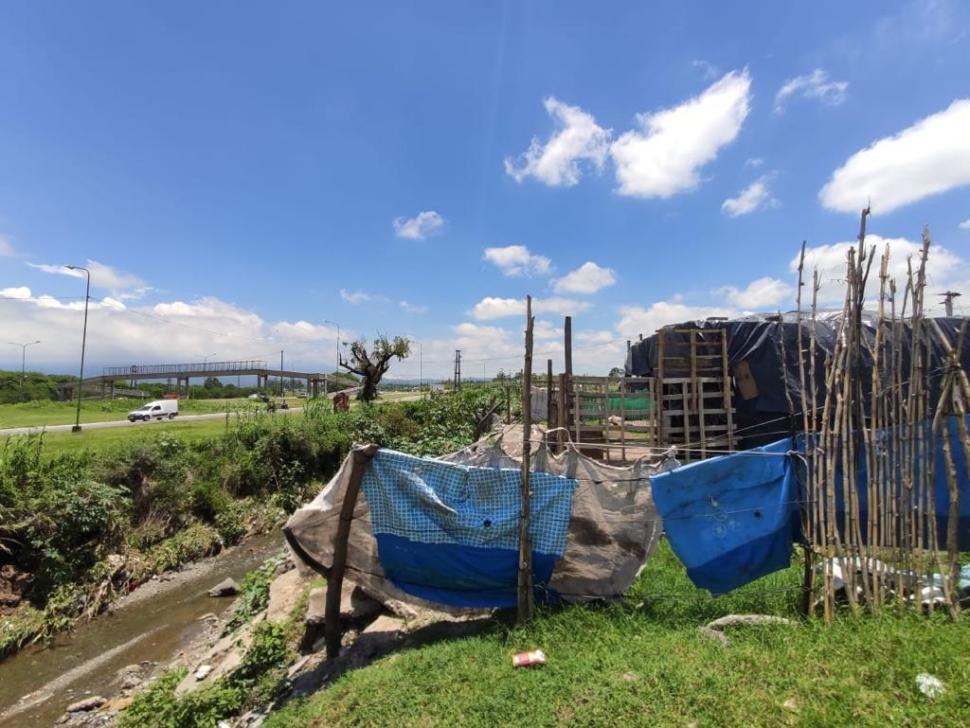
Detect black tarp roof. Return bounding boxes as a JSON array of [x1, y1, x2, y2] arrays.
[[626, 313, 969, 446]]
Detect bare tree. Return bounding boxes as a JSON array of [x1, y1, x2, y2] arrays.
[[340, 335, 411, 402]]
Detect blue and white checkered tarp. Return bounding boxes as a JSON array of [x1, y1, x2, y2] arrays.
[[285, 440, 666, 612], [360, 449, 576, 607]]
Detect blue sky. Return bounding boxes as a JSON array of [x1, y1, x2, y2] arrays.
[[2, 0, 970, 378]]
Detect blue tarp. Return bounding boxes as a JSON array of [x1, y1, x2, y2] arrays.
[[652, 416, 970, 595], [360, 449, 576, 608], [650, 439, 799, 595], [806, 415, 970, 552]]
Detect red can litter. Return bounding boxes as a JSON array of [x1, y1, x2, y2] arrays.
[[512, 649, 546, 668]]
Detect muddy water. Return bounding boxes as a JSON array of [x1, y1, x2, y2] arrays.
[[0, 532, 284, 727]]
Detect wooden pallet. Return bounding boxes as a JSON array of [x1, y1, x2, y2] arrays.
[[656, 328, 735, 461]]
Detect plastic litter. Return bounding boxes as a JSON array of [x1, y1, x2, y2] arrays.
[[916, 673, 945, 699], [512, 649, 546, 668]]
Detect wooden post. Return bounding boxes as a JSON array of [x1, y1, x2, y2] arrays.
[[505, 382, 512, 424], [325, 444, 378, 659], [546, 358, 554, 427], [518, 296, 535, 624], [564, 316, 573, 435]]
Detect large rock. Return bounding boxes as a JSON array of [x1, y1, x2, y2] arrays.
[[66, 696, 106, 713], [305, 581, 382, 624], [207, 578, 239, 597], [351, 615, 405, 659], [266, 568, 311, 623]]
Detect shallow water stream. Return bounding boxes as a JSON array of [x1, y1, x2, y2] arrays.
[[0, 532, 284, 727]]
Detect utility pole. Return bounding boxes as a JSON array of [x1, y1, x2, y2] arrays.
[[940, 291, 961, 317], [419, 342, 423, 393], [66, 265, 90, 433], [8, 340, 40, 394], [280, 349, 284, 397], [482, 359, 486, 383], [453, 350, 462, 392]]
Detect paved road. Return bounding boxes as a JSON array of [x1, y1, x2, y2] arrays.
[[0, 407, 306, 436]]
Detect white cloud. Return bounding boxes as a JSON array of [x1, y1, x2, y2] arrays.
[[716, 277, 793, 309], [819, 99, 970, 214], [393, 211, 445, 240], [273, 320, 339, 341], [469, 296, 591, 321], [793, 234, 969, 307], [399, 300, 429, 315], [533, 319, 562, 340], [504, 97, 610, 186], [1, 286, 31, 299], [552, 261, 617, 294], [482, 245, 552, 277], [721, 176, 775, 217], [610, 70, 752, 199], [339, 289, 372, 304], [773, 69, 848, 113], [616, 301, 739, 339], [0, 236, 15, 257], [0, 290, 347, 371], [26, 258, 146, 295], [691, 59, 720, 80], [960, 218, 970, 231], [745, 157, 764, 168]]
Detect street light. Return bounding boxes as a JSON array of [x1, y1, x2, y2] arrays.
[[66, 265, 90, 433], [8, 340, 40, 394]]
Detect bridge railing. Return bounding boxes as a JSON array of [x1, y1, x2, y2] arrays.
[[102, 360, 268, 377]]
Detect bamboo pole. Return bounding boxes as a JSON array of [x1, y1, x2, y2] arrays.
[[518, 296, 536, 624], [792, 244, 817, 616]]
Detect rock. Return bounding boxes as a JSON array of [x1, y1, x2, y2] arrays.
[[266, 568, 310, 622], [287, 655, 311, 678], [782, 698, 799, 712], [621, 672, 638, 682], [208, 578, 239, 597], [106, 554, 126, 570], [120, 673, 143, 690], [305, 582, 381, 624], [104, 695, 134, 712], [194, 664, 214, 680], [66, 696, 106, 713], [381, 598, 422, 621], [198, 612, 220, 623], [353, 615, 405, 657], [698, 614, 793, 647]]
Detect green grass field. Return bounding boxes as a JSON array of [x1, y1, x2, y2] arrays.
[[32, 418, 232, 456], [265, 543, 970, 728], [0, 397, 309, 429]]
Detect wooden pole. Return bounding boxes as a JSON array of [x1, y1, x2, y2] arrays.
[[518, 296, 536, 624], [325, 444, 378, 659], [564, 315, 573, 434], [546, 358, 554, 428]]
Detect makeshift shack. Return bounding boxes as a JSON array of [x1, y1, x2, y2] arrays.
[[626, 312, 970, 449]]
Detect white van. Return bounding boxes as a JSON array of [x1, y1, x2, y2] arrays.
[[128, 399, 179, 422]]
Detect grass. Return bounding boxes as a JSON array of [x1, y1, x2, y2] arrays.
[[264, 542, 970, 728], [30, 418, 233, 456], [0, 397, 266, 429]]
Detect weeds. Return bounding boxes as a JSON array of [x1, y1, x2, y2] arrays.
[[1, 387, 500, 658]]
